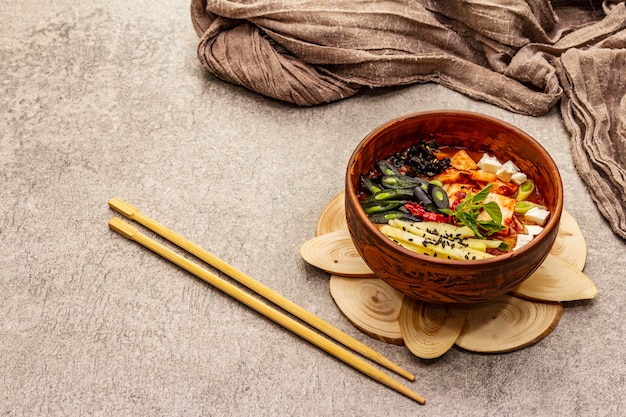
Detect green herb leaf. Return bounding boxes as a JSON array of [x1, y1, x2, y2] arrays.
[[471, 185, 492, 204], [482, 201, 503, 226], [440, 184, 506, 238], [457, 211, 481, 237], [498, 242, 511, 251]]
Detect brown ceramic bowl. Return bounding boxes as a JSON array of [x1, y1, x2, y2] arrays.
[[345, 110, 563, 304]]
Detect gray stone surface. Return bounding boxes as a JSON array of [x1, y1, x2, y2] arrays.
[[1, 1, 624, 416]]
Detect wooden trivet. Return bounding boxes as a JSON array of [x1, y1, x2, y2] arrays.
[[300, 192, 597, 359]]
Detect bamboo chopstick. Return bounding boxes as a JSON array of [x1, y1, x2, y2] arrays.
[[108, 197, 414, 381], [108, 217, 425, 404]]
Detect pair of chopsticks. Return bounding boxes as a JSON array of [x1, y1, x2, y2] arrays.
[[107, 198, 425, 405]]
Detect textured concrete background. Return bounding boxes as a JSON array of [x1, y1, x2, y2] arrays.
[[1, 1, 625, 416]]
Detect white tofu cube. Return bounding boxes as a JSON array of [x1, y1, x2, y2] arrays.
[[524, 207, 550, 226], [514, 233, 534, 250], [477, 153, 501, 174], [524, 225, 544, 236], [496, 160, 520, 182], [511, 172, 527, 185]]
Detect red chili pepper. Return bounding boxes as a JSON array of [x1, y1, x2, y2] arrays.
[[422, 211, 448, 223], [404, 202, 448, 223], [404, 202, 425, 217]]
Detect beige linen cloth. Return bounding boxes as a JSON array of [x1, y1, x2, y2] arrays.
[[191, 0, 626, 239]]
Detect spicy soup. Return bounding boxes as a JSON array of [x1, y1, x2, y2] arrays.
[[357, 140, 552, 260]]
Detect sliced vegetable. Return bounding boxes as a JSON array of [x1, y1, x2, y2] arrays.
[[363, 201, 408, 214], [361, 188, 414, 205], [381, 175, 427, 189], [361, 175, 384, 194], [466, 240, 487, 252], [429, 185, 450, 210], [514, 201, 547, 215], [516, 179, 535, 201], [465, 238, 510, 251], [369, 211, 420, 224], [376, 160, 401, 176], [413, 186, 433, 206], [380, 223, 494, 260], [399, 220, 476, 239]]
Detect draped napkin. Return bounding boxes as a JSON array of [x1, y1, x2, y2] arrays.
[[191, 0, 626, 239]]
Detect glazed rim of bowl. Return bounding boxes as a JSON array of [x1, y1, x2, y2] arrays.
[[346, 110, 564, 266]]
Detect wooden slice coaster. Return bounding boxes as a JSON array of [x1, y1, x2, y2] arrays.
[[316, 192, 348, 236], [300, 231, 376, 277], [329, 276, 405, 345], [510, 253, 597, 302], [399, 298, 467, 359], [550, 210, 587, 271], [306, 195, 595, 356], [455, 294, 563, 353]]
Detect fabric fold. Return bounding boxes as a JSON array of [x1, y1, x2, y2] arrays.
[[556, 48, 626, 239], [191, 0, 626, 239]]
